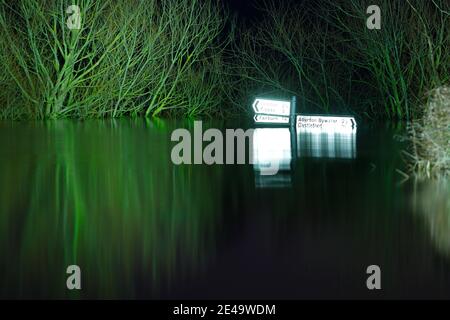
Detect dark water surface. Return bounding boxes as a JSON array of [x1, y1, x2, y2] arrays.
[[0, 119, 449, 299]]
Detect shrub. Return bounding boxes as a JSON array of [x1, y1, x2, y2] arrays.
[[0, 0, 230, 119]]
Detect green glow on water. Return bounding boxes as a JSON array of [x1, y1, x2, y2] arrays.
[[0, 120, 448, 299]]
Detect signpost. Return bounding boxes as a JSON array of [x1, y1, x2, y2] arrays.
[[250, 96, 360, 186], [251, 96, 357, 132], [252, 98, 291, 116], [254, 114, 289, 124], [296, 115, 357, 132]]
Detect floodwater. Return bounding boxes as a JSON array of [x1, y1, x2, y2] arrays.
[[0, 119, 449, 299]]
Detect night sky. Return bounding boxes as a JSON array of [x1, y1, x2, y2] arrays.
[[222, 0, 316, 22], [223, 0, 256, 17]]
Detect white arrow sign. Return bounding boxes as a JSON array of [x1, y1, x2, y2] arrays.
[[296, 115, 357, 132], [252, 98, 291, 116], [254, 114, 289, 124]]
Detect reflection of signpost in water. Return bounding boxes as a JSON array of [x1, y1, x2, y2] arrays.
[[296, 115, 357, 159], [253, 128, 293, 188]]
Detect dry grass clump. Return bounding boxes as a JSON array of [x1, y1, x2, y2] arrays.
[[407, 86, 450, 178]]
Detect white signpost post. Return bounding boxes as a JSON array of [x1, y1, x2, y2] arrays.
[[296, 115, 357, 132]]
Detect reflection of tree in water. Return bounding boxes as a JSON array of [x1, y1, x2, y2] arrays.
[[0, 120, 223, 298], [413, 179, 450, 257]]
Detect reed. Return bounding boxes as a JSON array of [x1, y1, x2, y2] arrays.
[[317, 0, 449, 119], [231, 0, 449, 119]]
